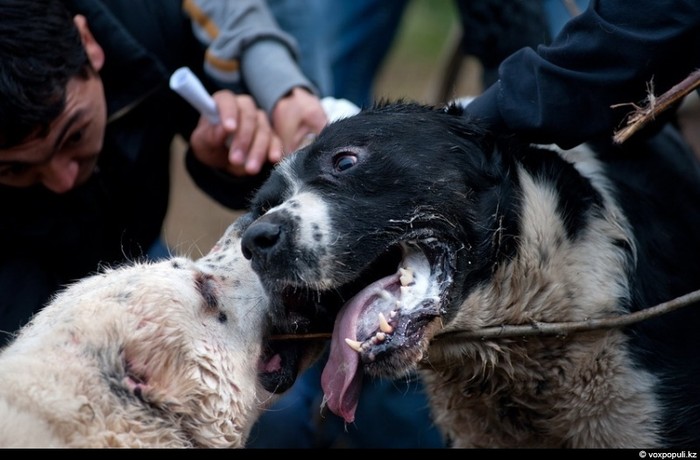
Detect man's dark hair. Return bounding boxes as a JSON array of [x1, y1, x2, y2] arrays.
[[0, 0, 90, 148]]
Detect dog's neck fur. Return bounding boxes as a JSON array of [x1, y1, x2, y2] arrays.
[[419, 146, 663, 447], [422, 322, 661, 447]]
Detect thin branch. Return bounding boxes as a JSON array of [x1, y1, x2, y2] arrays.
[[269, 332, 331, 341], [613, 69, 700, 144], [269, 288, 700, 343], [433, 288, 700, 342]]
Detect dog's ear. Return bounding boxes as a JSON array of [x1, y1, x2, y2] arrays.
[[117, 343, 250, 447], [119, 338, 198, 409], [442, 107, 498, 156]]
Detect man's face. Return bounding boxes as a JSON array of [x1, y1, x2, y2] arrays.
[[0, 14, 107, 194], [0, 74, 107, 193]]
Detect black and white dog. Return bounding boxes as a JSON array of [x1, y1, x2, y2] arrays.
[[239, 102, 700, 448]]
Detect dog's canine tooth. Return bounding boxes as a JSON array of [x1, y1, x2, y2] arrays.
[[344, 338, 363, 353], [378, 312, 393, 334], [399, 267, 414, 286], [378, 289, 393, 301]]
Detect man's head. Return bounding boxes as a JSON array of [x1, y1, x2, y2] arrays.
[[0, 0, 107, 193]]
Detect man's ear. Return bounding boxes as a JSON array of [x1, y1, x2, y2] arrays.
[[73, 14, 105, 72]]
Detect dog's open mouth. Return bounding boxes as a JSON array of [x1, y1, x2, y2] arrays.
[[252, 233, 455, 422], [257, 336, 310, 395], [256, 290, 336, 395], [320, 239, 454, 422]]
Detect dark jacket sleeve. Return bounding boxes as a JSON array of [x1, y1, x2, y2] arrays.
[[465, 0, 700, 149]]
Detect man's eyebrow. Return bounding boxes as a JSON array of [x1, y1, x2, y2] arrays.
[[0, 110, 86, 167], [52, 110, 84, 154]]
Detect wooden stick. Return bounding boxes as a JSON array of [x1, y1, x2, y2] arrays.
[[268, 288, 700, 343], [613, 69, 700, 144], [433, 288, 700, 341], [268, 332, 332, 341]]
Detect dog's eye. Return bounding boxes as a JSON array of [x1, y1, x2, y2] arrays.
[[333, 152, 358, 172]]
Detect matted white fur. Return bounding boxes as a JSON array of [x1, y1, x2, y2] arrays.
[[0, 225, 273, 448]]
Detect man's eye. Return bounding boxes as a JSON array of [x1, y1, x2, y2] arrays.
[[0, 163, 30, 178], [66, 130, 83, 145]]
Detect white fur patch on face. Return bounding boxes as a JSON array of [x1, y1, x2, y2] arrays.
[[279, 191, 331, 248], [266, 184, 337, 289]]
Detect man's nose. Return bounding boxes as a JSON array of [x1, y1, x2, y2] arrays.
[[39, 156, 80, 193]]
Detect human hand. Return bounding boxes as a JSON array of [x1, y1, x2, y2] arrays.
[[271, 87, 328, 156], [189, 90, 283, 176]]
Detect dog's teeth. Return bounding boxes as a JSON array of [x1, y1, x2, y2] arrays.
[[400, 285, 410, 297], [378, 289, 393, 301], [369, 331, 387, 344], [378, 312, 393, 334], [344, 338, 363, 353], [399, 267, 413, 286], [390, 310, 397, 318]]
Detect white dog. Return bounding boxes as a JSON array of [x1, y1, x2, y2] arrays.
[[0, 223, 285, 448]]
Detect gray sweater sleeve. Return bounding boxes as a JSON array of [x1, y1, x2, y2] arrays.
[[184, 0, 317, 114]]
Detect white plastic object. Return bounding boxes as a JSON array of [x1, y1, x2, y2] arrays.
[[169, 67, 220, 124], [320, 97, 361, 122]]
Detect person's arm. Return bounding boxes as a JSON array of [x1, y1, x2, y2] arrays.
[[465, 0, 700, 149], [184, 0, 317, 114], [184, 0, 327, 155]]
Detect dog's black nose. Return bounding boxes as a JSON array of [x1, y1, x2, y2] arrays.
[[241, 221, 282, 261]]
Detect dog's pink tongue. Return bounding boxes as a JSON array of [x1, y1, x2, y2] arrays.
[[321, 302, 363, 423], [321, 273, 398, 423]]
